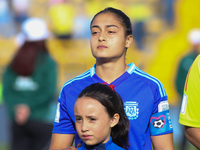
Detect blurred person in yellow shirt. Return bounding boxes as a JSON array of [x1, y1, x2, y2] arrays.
[[48, 0, 75, 39]]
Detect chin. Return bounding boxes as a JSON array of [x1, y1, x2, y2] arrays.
[[96, 57, 112, 63], [84, 141, 96, 146]]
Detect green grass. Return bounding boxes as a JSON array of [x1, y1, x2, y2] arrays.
[[0, 144, 10, 150]]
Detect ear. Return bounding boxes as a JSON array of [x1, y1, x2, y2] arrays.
[[110, 113, 120, 128], [125, 35, 133, 48]]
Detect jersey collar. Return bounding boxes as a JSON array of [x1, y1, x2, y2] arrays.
[[90, 63, 136, 77], [90, 63, 136, 86]]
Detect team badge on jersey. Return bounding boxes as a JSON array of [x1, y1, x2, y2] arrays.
[[124, 101, 139, 120]]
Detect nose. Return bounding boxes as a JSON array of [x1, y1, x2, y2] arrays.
[[98, 32, 106, 42], [81, 121, 89, 132]]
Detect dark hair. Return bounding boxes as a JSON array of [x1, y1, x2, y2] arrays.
[[77, 83, 129, 149], [90, 7, 132, 36], [10, 40, 48, 76]]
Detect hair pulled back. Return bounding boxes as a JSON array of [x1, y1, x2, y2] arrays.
[[90, 7, 132, 36]]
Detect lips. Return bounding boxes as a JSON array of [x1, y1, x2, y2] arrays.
[[97, 45, 107, 49], [82, 135, 92, 140]]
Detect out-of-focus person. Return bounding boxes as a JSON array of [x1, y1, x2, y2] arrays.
[[179, 54, 200, 149], [176, 29, 200, 97], [175, 29, 200, 150], [2, 18, 57, 150], [0, 0, 16, 37], [72, 2, 90, 39], [11, 0, 29, 32], [0, 81, 2, 105]]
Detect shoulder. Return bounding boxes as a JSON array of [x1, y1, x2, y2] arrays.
[[108, 142, 125, 150], [3, 65, 15, 77], [37, 53, 56, 67], [194, 54, 200, 66], [131, 66, 166, 95], [191, 54, 200, 72], [187, 54, 200, 81], [45, 54, 56, 64], [105, 137, 125, 150], [59, 69, 92, 94], [184, 54, 200, 92]]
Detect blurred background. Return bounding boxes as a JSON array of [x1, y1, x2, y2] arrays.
[[0, 0, 200, 149]]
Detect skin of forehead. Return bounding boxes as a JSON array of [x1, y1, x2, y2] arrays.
[[91, 12, 124, 30], [75, 97, 110, 119]]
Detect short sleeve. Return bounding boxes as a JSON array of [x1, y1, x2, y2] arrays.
[[52, 90, 76, 134], [179, 54, 200, 127], [149, 82, 173, 136]]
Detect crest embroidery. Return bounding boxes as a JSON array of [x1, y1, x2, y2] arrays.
[[124, 102, 139, 120]]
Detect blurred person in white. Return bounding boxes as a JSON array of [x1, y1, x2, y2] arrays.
[[175, 29, 200, 150], [2, 18, 57, 150]]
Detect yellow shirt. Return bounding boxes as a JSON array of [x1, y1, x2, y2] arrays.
[[179, 54, 200, 127], [48, 3, 75, 35]]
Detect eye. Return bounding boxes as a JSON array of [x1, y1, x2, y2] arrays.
[[91, 31, 99, 35], [108, 30, 115, 34], [90, 117, 96, 122], [91, 28, 100, 35], [75, 117, 82, 122]]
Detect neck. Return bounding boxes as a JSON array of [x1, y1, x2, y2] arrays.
[[95, 60, 128, 84]]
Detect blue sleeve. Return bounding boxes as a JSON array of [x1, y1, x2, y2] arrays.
[[52, 89, 75, 134], [149, 82, 173, 136], [149, 110, 173, 135]]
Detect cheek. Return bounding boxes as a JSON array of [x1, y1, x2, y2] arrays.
[[111, 37, 125, 47], [75, 123, 81, 133], [90, 39, 96, 50], [92, 121, 111, 136], [90, 37, 97, 45]]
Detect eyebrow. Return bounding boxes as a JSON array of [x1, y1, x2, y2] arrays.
[[75, 115, 81, 118], [91, 25, 119, 29], [75, 114, 97, 119]]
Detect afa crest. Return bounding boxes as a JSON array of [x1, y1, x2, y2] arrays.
[[124, 102, 139, 120]]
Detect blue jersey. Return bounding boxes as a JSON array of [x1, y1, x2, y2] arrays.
[[53, 63, 173, 150], [78, 137, 124, 150]]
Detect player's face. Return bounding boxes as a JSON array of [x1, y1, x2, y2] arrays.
[[90, 12, 131, 63], [74, 96, 112, 145]]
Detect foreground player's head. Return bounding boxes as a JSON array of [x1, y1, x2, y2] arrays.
[[74, 83, 129, 149], [90, 7, 133, 63], [90, 7, 132, 37]]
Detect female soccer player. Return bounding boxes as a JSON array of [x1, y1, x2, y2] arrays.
[[74, 83, 129, 150], [50, 7, 174, 150]]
